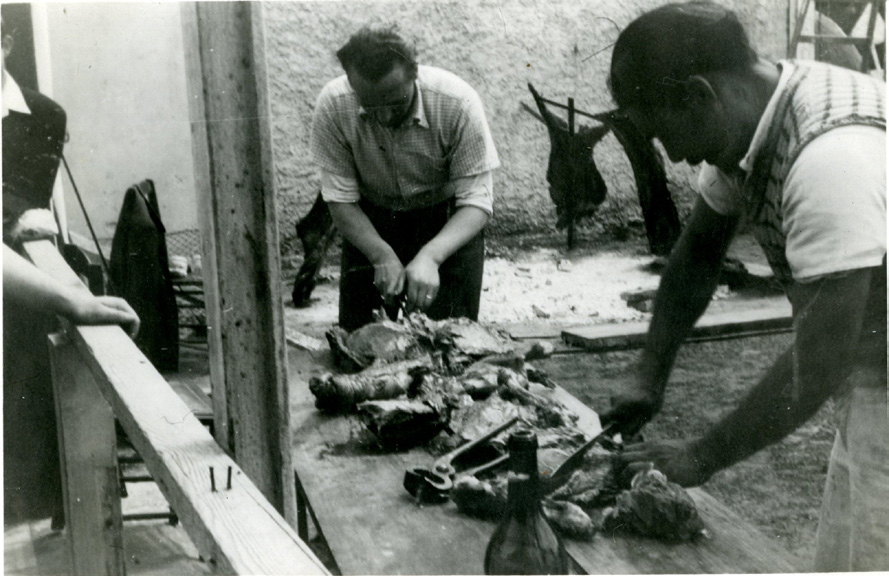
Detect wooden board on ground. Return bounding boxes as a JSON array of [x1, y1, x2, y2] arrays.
[[562, 301, 793, 352], [287, 345, 797, 575]]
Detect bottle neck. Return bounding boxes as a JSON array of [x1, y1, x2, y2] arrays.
[[510, 447, 538, 477], [506, 474, 539, 519]]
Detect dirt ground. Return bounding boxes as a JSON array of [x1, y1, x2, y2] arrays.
[[283, 233, 828, 570]]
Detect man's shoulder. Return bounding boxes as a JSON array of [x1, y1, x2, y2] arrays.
[[317, 74, 357, 107], [417, 65, 479, 102]]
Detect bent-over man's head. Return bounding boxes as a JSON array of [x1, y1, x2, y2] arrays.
[[338, 24, 419, 128], [608, 1, 765, 168]]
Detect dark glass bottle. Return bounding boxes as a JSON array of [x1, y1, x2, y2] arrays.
[[484, 430, 569, 575]]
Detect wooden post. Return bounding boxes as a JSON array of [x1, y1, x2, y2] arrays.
[[48, 332, 124, 576], [180, 2, 296, 522]]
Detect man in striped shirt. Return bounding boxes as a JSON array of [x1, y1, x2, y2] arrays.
[[311, 24, 500, 331], [599, 2, 887, 571]]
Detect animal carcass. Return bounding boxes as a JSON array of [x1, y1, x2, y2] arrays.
[[527, 83, 610, 249], [291, 191, 337, 307]]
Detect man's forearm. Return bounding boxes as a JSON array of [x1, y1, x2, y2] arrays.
[[416, 206, 489, 265], [692, 268, 874, 476], [327, 202, 394, 264], [640, 199, 738, 393], [3, 244, 81, 316]]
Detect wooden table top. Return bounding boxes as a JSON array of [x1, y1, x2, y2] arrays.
[[287, 346, 797, 575]]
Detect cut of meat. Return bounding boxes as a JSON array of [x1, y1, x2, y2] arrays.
[[601, 469, 706, 541], [542, 500, 596, 541], [327, 320, 425, 372], [357, 399, 449, 450], [309, 357, 432, 412], [549, 442, 622, 510]]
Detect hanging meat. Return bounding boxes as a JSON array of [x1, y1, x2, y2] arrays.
[[291, 191, 338, 307], [589, 109, 681, 256], [527, 83, 610, 249], [524, 86, 682, 256]]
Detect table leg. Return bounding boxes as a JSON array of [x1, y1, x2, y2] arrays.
[[294, 471, 309, 541]]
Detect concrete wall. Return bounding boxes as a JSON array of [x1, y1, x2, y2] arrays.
[[43, 3, 197, 242], [34, 0, 787, 256], [265, 0, 788, 260]]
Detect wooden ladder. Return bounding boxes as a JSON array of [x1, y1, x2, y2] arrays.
[[789, 0, 884, 74]]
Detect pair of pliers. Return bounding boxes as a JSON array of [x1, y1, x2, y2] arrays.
[[403, 417, 520, 503]]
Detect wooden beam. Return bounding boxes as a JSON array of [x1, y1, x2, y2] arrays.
[[25, 241, 328, 576], [181, 2, 296, 521], [562, 304, 794, 352], [48, 333, 125, 576], [180, 1, 229, 453]]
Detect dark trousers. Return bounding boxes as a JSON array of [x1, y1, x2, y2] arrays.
[[338, 198, 484, 331]]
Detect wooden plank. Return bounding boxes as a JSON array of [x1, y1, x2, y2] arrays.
[[48, 333, 125, 576], [181, 2, 296, 521], [562, 303, 793, 352], [67, 326, 327, 574], [288, 346, 796, 574], [180, 0, 229, 461], [24, 241, 328, 576]]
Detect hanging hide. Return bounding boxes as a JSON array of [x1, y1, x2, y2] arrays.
[[590, 109, 681, 256], [527, 83, 610, 249], [291, 191, 338, 307]]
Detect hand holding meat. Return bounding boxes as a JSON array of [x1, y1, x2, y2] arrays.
[[619, 438, 712, 488], [404, 252, 439, 312]]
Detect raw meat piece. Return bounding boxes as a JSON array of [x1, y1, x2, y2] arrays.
[[549, 443, 622, 510], [435, 394, 536, 453], [430, 316, 516, 358], [542, 499, 595, 541], [602, 469, 706, 541], [451, 476, 507, 520], [497, 369, 577, 429], [309, 357, 432, 412], [326, 320, 424, 372], [357, 399, 449, 450]]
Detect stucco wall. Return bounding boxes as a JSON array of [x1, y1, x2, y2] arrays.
[[44, 3, 197, 241], [265, 0, 787, 259]]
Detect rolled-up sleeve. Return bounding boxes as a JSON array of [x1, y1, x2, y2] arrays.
[[320, 170, 361, 204], [452, 171, 494, 215], [697, 163, 742, 217]]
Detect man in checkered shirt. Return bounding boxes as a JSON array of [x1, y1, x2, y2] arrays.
[[311, 24, 500, 331]]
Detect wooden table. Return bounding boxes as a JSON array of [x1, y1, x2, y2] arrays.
[[288, 346, 797, 575]]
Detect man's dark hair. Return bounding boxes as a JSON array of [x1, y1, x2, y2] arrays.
[[609, 1, 757, 110], [336, 23, 418, 82]]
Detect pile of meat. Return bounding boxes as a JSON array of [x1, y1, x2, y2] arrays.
[[452, 439, 706, 542], [309, 313, 705, 542], [309, 313, 571, 448]]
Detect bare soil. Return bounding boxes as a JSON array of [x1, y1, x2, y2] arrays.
[[283, 234, 830, 570]]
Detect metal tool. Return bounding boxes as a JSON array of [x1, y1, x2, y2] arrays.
[[403, 416, 520, 503], [541, 423, 616, 494]]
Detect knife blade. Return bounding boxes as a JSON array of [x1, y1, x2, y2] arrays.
[[541, 422, 616, 494]]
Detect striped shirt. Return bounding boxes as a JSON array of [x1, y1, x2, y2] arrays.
[[311, 65, 500, 213], [698, 60, 885, 284]]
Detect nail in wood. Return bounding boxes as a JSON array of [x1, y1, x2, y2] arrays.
[[210, 466, 216, 492], [226, 466, 232, 490]]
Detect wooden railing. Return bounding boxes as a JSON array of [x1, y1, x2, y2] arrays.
[[24, 240, 329, 576]]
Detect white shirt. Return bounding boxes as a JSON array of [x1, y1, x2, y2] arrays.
[[698, 62, 886, 282], [2, 69, 30, 118]]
